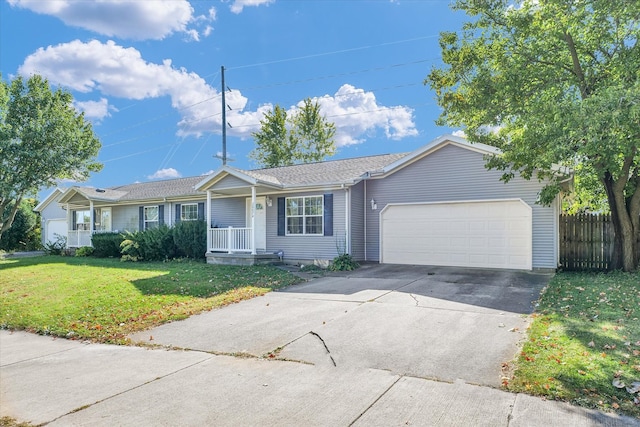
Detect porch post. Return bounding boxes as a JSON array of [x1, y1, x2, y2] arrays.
[[89, 200, 94, 247], [206, 190, 211, 253], [251, 186, 256, 255], [66, 203, 71, 248]]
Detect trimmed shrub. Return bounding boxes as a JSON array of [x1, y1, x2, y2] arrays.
[[173, 220, 206, 259], [91, 232, 124, 258], [75, 246, 94, 257], [43, 234, 67, 255], [120, 231, 142, 262]]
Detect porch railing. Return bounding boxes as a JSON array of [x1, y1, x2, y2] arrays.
[[208, 227, 253, 253], [67, 230, 93, 248]]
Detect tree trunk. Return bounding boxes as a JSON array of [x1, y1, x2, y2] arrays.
[[603, 173, 638, 272], [0, 197, 22, 242]]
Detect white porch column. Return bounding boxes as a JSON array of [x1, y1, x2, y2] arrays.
[[250, 186, 256, 255], [345, 187, 350, 254], [66, 203, 71, 248], [206, 190, 211, 253], [89, 200, 94, 247]]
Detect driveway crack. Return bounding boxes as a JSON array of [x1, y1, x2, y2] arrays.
[[409, 293, 420, 306], [309, 331, 336, 367]]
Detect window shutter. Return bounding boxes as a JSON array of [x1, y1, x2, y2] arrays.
[[139, 206, 144, 230], [175, 204, 181, 224], [277, 197, 285, 236], [198, 202, 205, 221], [158, 205, 165, 226], [324, 193, 333, 236], [72, 211, 77, 231]]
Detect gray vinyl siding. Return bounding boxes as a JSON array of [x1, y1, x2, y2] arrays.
[[349, 181, 365, 261], [364, 144, 557, 269], [210, 198, 246, 228], [212, 175, 250, 190], [266, 190, 347, 262]]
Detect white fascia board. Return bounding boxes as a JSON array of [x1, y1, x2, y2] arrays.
[[34, 188, 64, 212]]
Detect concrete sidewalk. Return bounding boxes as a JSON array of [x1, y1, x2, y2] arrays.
[[1, 330, 638, 426]]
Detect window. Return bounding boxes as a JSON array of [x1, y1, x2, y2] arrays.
[[75, 210, 91, 231], [181, 203, 198, 221], [144, 206, 159, 230], [286, 196, 323, 235], [96, 208, 111, 232]]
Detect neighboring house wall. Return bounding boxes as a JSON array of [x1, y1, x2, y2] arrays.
[[350, 181, 365, 261], [266, 190, 346, 262], [364, 144, 557, 269]]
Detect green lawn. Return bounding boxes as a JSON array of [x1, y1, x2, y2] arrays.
[[0, 256, 302, 344], [506, 271, 640, 417]]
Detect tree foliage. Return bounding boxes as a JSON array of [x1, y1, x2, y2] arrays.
[[426, 0, 640, 271], [0, 198, 40, 251], [0, 74, 102, 240], [250, 98, 336, 168]]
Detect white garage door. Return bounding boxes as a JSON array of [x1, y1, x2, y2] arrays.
[[46, 219, 67, 244], [380, 199, 532, 270]]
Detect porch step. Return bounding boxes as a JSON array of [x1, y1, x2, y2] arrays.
[[205, 252, 281, 266]]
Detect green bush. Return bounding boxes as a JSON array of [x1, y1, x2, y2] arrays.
[[120, 231, 142, 262], [173, 220, 206, 259], [328, 254, 360, 271], [43, 234, 67, 255], [75, 246, 94, 257], [91, 232, 124, 258]]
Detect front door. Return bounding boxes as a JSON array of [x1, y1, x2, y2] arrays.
[[246, 197, 266, 252]]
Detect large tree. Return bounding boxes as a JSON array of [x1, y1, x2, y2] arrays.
[[0, 74, 102, 240], [427, 0, 640, 271], [250, 98, 336, 168]]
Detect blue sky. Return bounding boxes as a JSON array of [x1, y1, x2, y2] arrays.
[[0, 0, 467, 197]]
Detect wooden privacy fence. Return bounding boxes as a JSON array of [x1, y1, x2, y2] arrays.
[[559, 214, 613, 271], [558, 214, 640, 271]]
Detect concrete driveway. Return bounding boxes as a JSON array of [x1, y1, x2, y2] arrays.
[[130, 264, 551, 387]]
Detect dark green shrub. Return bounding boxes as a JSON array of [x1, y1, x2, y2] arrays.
[[328, 254, 360, 271], [173, 220, 206, 259], [91, 232, 124, 258], [75, 246, 94, 257], [139, 225, 176, 261]]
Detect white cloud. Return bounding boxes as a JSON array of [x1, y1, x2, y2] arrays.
[[8, 0, 195, 40], [19, 40, 226, 135], [203, 25, 214, 37], [452, 129, 466, 138], [309, 84, 418, 146], [148, 168, 181, 180], [74, 97, 116, 121], [229, 0, 274, 14]]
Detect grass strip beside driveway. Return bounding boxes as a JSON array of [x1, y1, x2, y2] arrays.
[[0, 256, 302, 344], [507, 271, 640, 417]]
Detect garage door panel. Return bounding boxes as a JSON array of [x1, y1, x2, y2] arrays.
[[381, 200, 532, 270]]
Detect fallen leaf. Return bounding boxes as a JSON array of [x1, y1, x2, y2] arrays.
[[626, 382, 640, 394], [588, 341, 595, 347], [612, 402, 620, 409], [613, 378, 626, 389]]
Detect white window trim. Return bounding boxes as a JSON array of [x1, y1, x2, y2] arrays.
[[75, 209, 91, 231], [180, 203, 198, 221], [285, 195, 323, 236], [144, 205, 159, 230]]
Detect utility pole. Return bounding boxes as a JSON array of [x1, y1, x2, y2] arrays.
[[220, 65, 227, 165]]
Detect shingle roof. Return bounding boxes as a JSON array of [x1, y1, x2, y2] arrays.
[[236, 153, 408, 186], [107, 176, 204, 200], [69, 152, 410, 203]]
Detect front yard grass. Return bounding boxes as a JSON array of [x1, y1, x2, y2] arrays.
[[506, 271, 640, 417], [0, 256, 302, 344]]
